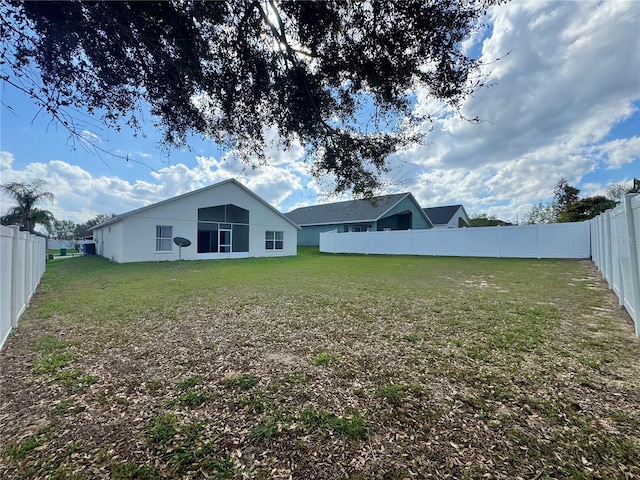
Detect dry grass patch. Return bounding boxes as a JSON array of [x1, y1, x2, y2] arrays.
[[1, 251, 639, 479]]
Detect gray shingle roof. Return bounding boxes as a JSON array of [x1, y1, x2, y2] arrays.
[[285, 193, 410, 226], [423, 205, 463, 225]]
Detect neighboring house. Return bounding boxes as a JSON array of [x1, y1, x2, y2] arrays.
[[285, 193, 433, 246], [92, 179, 299, 263], [423, 205, 470, 229], [48, 238, 76, 251]]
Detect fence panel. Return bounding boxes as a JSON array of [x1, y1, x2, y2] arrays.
[[619, 195, 640, 331], [579, 194, 640, 336], [1, 225, 47, 350], [432, 228, 469, 256], [1, 226, 15, 348], [633, 196, 640, 325], [538, 222, 592, 259], [320, 222, 591, 259], [461, 227, 498, 257], [609, 209, 626, 302]]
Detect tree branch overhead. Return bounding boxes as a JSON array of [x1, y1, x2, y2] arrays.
[[1, 0, 502, 196]]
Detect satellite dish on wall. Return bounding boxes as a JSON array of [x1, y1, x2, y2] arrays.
[[173, 237, 191, 247], [173, 237, 191, 260]]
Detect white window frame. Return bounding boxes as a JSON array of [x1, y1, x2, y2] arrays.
[[156, 225, 173, 252], [265, 230, 284, 250]]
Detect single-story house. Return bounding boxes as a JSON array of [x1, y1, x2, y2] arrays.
[[284, 193, 433, 246], [423, 204, 470, 228], [92, 179, 299, 263]]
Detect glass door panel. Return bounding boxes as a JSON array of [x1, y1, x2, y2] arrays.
[[219, 229, 231, 253]]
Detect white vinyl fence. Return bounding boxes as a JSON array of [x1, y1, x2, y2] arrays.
[[1, 225, 47, 350], [320, 222, 591, 259], [591, 194, 640, 336]]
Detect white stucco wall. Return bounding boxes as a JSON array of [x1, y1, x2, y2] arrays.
[[94, 221, 124, 262], [94, 181, 298, 263]]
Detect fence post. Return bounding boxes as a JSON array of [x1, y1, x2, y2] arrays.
[[462, 226, 466, 257], [25, 233, 33, 304], [591, 217, 599, 267], [624, 194, 640, 335], [603, 211, 613, 289], [594, 217, 599, 265], [10, 226, 21, 328]]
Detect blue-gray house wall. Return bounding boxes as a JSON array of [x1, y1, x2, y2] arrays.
[[379, 197, 432, 230], [297, 197, 431, 246], [297, 225, 345, 246]]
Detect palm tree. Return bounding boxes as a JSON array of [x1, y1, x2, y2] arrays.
[[1, 179, 55, 233]]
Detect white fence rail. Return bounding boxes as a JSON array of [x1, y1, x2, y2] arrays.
[[320, 222, 591, 259], [1, 225, 47, 350], [591, 194, 640, 336]]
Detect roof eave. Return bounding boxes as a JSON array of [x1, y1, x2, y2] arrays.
[[294, 219, 377, 227]]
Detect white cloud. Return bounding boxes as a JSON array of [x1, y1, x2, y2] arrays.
[[597, 137, 640, 169], [0, 151, 14, 170], [79, 129, 103, 144], [389, 0, 640, 219], [0, 150, 308, 224]]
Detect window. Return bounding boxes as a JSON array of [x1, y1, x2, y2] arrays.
[[232, 224, 249, 252], [198, 205, 249, 224], [265, 231, 283, 250], [197, 204, 249, 253], [156, 225, 173, 252]]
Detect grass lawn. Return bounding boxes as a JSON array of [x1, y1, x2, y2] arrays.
[[1, 249, 638, 479]]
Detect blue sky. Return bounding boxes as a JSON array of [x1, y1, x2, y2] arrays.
[[1, 0, 639, 227]]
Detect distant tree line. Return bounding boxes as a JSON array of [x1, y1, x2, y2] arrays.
[[470, 178, 638, 226], [49, 214, 115, 240], [522, 178, 637, 225], [468, 214, 513, 227]]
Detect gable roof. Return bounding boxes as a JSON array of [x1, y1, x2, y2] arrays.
[[92, 178, 300, 230], [423, 205, 468, 226], [285, 193, 432, 226]]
